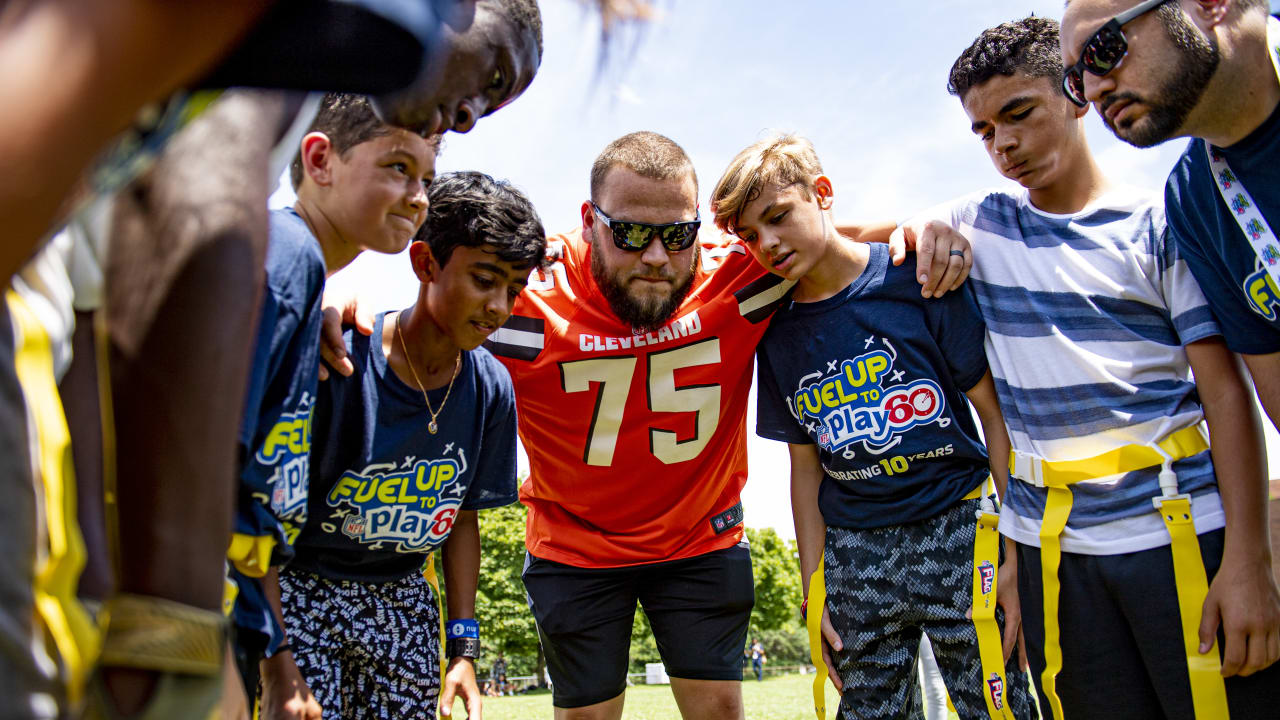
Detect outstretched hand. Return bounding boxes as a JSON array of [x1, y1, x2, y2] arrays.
[[887, 219, 973, 298]]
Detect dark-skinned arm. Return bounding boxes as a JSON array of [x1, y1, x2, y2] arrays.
[[1186, 337, 1280, 677], [440, 510, 484, 718]]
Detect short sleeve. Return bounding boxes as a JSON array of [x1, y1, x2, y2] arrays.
[[1151, 225, 1221, 345], [924, 283, 989, 392], [461, 356, 519, 511], [754, 343, 812, 445], [1165, 157, 1280, 354]]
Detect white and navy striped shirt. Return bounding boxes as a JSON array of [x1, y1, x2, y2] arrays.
[[924, 186, 1225, 555]]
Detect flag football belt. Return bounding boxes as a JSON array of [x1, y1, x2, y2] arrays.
[[805, 476, 1011, 719], [1009, 424, 1228, 720], [7, 290, 101, 704]]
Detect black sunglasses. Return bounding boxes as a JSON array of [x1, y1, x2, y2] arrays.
[[591, 202, 701, 253], [1061, 0, 1169, 107]]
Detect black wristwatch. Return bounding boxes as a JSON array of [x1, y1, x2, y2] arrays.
[[445, 636, 481, 660]]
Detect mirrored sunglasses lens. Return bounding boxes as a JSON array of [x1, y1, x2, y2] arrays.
[[619, 223, 651, 249], [1064, 71, 1087, 104]]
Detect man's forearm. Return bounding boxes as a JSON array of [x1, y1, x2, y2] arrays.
[[0, 0, 270, 281], [107, 91, 285, 609], [1191, 342, 1270, 562]]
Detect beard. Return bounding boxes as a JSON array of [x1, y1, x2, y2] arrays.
[[1107, 5, 1219, 147], [590, 235, 696, 334]]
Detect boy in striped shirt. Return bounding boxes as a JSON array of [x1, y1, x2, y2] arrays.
[[895, 16, 1280, 719]]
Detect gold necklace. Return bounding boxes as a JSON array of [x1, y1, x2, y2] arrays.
[[394, 311, 460, 435]]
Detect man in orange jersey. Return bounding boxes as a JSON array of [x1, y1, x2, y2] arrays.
[[485, 131, 782, 719]]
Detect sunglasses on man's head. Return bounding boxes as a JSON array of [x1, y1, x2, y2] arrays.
[[1061, 0, 1169, 107], [591, 202, 701, 252]]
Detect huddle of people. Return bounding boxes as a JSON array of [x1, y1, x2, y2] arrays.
[[4, 1, 1280, 719]]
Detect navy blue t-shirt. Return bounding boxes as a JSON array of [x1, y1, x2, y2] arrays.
[[235, 208, 324, 548], [231, 208, 324, 649], [1165, 99, 1280, 354], [291, 311, 519, 582], [755, 243, 991, 529]]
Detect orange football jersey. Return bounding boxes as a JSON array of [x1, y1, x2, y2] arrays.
[[486, 227, 790, 567]]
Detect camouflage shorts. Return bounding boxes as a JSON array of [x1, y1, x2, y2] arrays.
[[824, 497, 1037, 720]]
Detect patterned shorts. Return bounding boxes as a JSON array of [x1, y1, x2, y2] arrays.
[[279, 568, 440, 719], [824, 496, 1037, 720]]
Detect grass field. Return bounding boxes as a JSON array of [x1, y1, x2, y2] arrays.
[[445, 672, 960, 720]]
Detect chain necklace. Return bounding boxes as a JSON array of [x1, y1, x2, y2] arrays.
[[394, 311, 460, 435]]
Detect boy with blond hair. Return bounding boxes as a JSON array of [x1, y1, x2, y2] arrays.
[[712, 133, 1034, 720]]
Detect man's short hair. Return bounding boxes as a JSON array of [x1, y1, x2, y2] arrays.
[[711, 132, 823, 237], [290, 93, 398, 189], [948, 16, 1064, 100], [418, 170, 547, 270], [589, 131, 697, 201], [490, 0, 544, 60]]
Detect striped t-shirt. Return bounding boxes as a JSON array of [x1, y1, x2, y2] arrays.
[[923, 186, 1225, 555]]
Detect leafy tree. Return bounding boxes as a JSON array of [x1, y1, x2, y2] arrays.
[[470, 501, 546, 681], [745, 527, 803, 634]]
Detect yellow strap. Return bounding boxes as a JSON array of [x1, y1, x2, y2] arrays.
[[806, 557, 828, 720], [1156, 496, 1230, 719], [222, 575, 239, 618], [7, 291, 99, 703], [1037, 486, 1073, 720], [423, 552, 446, 681], [1008, 426, 1208, 487], [227, 533, 276, 578], [971, 508, 1016, 720], [1016, 428, 1214, 720]]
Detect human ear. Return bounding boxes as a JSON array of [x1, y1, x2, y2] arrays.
[[813, 176, 835, 210], [1186, 0, 1230, 29], [580, 200, 596, 232], [409, 241, 436, 283], [301, 132, 335, 186]]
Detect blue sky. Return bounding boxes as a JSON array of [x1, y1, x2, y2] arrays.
[[278, 0, 1280, 539]]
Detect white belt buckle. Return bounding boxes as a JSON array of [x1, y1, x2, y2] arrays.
[[1011, 450, 1046, 488]]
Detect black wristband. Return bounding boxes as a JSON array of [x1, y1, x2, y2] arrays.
[[446, 636, 481, 659]]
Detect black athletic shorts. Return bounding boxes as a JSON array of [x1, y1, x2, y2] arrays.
[[1018, 528, 1280, 720], [522, 541, 754, 708]]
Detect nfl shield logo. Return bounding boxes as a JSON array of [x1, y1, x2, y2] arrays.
[[978, 560, 995, 595], [714, 517, 725, 531], [342, 515, 366, 537], [988, 672, 1005, 710]]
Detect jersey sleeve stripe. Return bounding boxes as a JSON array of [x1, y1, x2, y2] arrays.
[[486, 316, 545, 361], [735, 275, 794, 324]]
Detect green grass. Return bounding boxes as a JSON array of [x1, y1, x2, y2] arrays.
[[446, 672, 960, 720]]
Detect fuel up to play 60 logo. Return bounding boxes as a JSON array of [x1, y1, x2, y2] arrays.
[[788, 346, 946, 454]]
